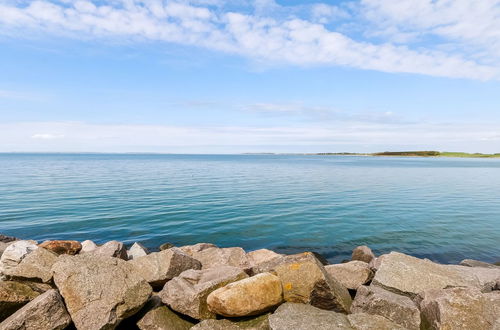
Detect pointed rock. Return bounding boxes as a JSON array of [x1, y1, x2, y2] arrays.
[[128, 242, 149, 260], [91, 240, 128, 259], [352, 246, 375, 263], [80, 240, 98, 253]]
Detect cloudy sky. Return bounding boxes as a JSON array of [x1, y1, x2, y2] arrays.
[[1, 0, 499, 153]]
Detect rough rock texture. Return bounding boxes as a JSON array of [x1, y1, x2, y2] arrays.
[[0, 281, 50, 322], [268, 303, 351, 330], [128, 242, 149, 260], [352, 246, 375, 263], [207, 273, 283, 317], [129, 247, 202, 288], [371, 252, 500, 296], [460, 259, 499, 269], [179, 243, 217, 256], [325, 261, 374, 290], [52, 254, 152, 330], [418, 287, 500, 330], [0, 289, 71, 330], [254, 252, 352, 313], [1, 247, 58, 283], [0, 241, 38, 276], [347, 313, 405, 330], [38, 240, 82, 255], [192, 315, 270, 330], [160, 266, 248, 320], [0, 235, 17, 243], [80, 240, 98, 253], [0, 243, 15, 259], [137, 305, 194, 330], [351, 285, 420, 330], [159, 242, 175, 251], [188, 247, 250, 270], [91, 240, 128, 259], [246, 249, 281, 268]]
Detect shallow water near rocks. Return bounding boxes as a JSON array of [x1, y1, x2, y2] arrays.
[[1, 153, 499, 264]]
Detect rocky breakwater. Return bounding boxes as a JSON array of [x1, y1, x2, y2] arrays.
[[0, 235, 498, 330]]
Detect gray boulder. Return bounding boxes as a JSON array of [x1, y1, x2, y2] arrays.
[[246, 249, 282, 268], [0, 241, 38, 277], [347, 313, 405, 330], [91, 240, 128, 259], [52, 254, 152, 330], [352, 246, 375, 263], [160, 266, 248, 320], [80, 240, 98, 253], [1, 247, 58, 283], [179, 243, 217, 256], [325, 261, 374, 290], [460, 258, 499, 268], [0, 289, 71, 330], [191, 315, 270, 330], [128, 242, 149, 260], [187, 247, 250, 270], [268, 303, 352, 330], [0, 281, 51, 322]]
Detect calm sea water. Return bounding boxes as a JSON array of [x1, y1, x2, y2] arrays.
[[0, 153, 499, 264]]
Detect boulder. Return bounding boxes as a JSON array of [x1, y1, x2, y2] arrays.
[[91, 240, 128, 259], [325, 261, 374, 290], [0, 242, 15, 259], [347, 313, 405, 330], [1, 247, 58, 283], [459, 259, 499, 269], [207, 272, 283, 317], [191, 315, 270, 330], [159, 266, 248, 319], [0, 289, 71, 330], [0, 234, 17, 243], [52, 254, 152, 330], [418, 287, 500, 330], [351, 285, 420, 330], [137, 303, 194, 330], [80, 240, 98, 253], [268, 303, 352, 330], [0, 241, 38, 276], [159, 242, 175, 251], [0, 281, 50, 322], [128, 242, 149, 260], [179, 243, 217, 256], [246, 249, 281, 268], [188, 247, 250, 270], [352, 246, 375, 263], [254, 252, 351, 313], [38, 240, 81, 255], [128, 247, 202, 288]]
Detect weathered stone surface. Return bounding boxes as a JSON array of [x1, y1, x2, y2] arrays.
[[418, 287, 500, 330], [460, 258, 499, 268], [347, 313, 405, 330], [137, 305, 194, 330], [1, 247, 58, 283], [447, 264, 500, 292], [325, 261, 374, 290], [91, 240, 128, 259], [192, 315, 270, 330], [0, 235, 17, 244], [52, 254, 152, 330], [39, 240, 81, 255], [129, 247, 202, 288], [268, 303, 352, 330], [254, 252, 352, 313], [246, 249, 281, 268], [351, 285, 420, 330], [0, 243, 13, 259], [0, 289, 71, 330], [352, 246, 375, 263], [207, 273, 283, 317], [189, 247, 250, 270], [159, 242, 175, 251], [128, 242, 149, 260], [160, 266, 248, 320], [80, 239, 98, 253], [0, 281, 50, 322], [0, 241, 38, 277], [179, 243, 217, 256]]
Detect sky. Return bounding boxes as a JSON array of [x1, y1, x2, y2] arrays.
[[0, 0, 499, 153]]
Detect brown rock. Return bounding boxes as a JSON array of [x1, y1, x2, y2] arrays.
[[347, 313, 405, 330], [418, 287, 500, 330], [159, 242, 175, 251], [325, 261, 374, 290], [159, 266, 248, 319], [207, 273, 283, 317], [137, 303, 194, 330], [351, 285, 420, 330], [91, 240, 128, 259], [1, 248, 58, 283], [352, 246, 375, 263], [52, 254, 152, 330], [268, 303, 352, 330], [254, 252, 352, 313], [0, 281, 49, 322], [39, 240, 82, 255], [0, 289, 71, 330], [0, 234, 17, 244]]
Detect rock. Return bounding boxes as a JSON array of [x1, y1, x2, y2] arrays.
[[268, 302, 352, 330], [325, 261, 374, 290], [128, 242, 149, 260], [52, 254, 152, 330], [352, 246, 375, 263], [179, 243, 217, 256], [1, 247, 58, 283], [192, 314, 270, 330], [188, 247, 250, 270], [418, 287, 500, 330], [347, 313, 405, 330], [459, 258, 499, 269], [0, 241, 38, 276], [0, 242, 15, 259], [207, 272, 283, 317], [159, 242, 175, 251], [254, 252, 351, 313], [0, 234, 17, 243], [0, 289, 71, 330], [247, 249, 282, 268], [129, 247, 202, 288], [351, 285, 420, 330], [39, 240, 82, 255], [160, 266, 248, 320], [137, 304, 194, 330], [91, 240, 128, 259], [0, 281, 50, 322], [80, 239, 98, 253]]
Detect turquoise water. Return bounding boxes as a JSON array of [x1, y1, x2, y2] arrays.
[[0, 153, 499, 264]]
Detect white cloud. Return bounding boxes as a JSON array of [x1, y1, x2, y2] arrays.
[[0, 0, 498, 79], [31, 133, 65, 140]]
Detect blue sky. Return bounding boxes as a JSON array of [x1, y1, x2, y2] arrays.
[[1, 0, 499, 153]]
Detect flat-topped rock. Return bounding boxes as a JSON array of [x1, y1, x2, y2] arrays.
[[207, 272, 283, 317], [325, 261, 374, 290], [0, 281, 50, 322], [38, 240, 82, 255], [160, 266, 248, 320], [347, 313, 405, 330], [1, 247, 58, 283], [179, 243, 217, 256], [268, 303, 352, 330], [188, 247, 250, 270], [0, 241, 38, 277], [352, 246, 375, 263], [128, 242, 149, 260], [52, 254, 152, 330], [0, 289, 71, 330], [129, 247, 201, 288], [246, 249, 282, 268], [90, 240, 128, 259]]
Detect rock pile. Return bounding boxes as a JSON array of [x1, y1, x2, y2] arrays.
[[0, 235, 499, 330]]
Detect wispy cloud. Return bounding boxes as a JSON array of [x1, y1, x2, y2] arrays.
[[0, 1, 498, 79]]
